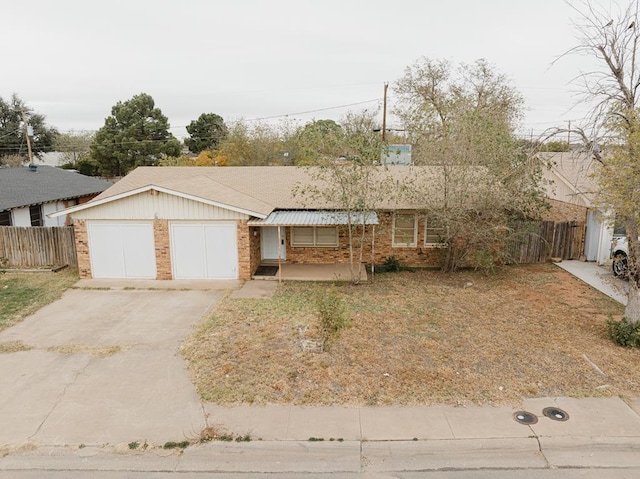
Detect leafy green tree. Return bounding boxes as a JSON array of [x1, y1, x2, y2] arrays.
[[218, 120, 292, 166], [185, 113, 228, 154], [394, 58, 546, 272], [289, 119, 344, 164], [561, 0, 640, 324], [90, 93, 181, 176], [0, 94, 58, 165]]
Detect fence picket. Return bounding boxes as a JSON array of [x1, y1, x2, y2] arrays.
[[0, 226, 76, 268]]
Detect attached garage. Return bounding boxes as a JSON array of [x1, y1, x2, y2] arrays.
[[88, 222, 157, 279], [53, 173, 269, 280], [170, 222, 238, 279]]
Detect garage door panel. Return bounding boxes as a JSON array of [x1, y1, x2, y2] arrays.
[[204, 226, 238, 279], [88, 222, 156, 279], [88, 224, 125, 278], [171, 225, 206, 279], [171, 223, 238, 279], [121, 225, 157, 278]]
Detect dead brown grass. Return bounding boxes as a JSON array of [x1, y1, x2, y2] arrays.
[[0, 340, 32, 354], [182, 264, 638, 406], [46, 344, 126, 357]]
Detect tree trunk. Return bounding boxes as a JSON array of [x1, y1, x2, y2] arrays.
[[625, 281, 640, 324], [625, 221, 640, 324]]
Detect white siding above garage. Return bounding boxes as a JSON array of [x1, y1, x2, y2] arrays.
[[71, 191, 250, 221]]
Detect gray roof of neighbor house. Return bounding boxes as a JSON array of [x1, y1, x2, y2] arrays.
[[0, 165, 113, 212]]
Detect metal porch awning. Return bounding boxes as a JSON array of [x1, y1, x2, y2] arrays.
[[247, 210, 379, 226]]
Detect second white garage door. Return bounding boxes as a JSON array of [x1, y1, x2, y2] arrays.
[[170, 223, 238, 279]]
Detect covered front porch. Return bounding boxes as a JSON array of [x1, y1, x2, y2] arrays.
[[252, 262, 368, 282], [248, 210, 377, 282]]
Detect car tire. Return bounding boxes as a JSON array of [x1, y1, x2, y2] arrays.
[[612, 252, 629, 278]]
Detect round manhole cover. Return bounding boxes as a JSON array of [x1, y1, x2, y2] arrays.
[[542, 407, 569, 421], [513, 411, 538, 425]]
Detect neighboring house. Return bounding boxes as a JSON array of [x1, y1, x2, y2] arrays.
[[539, 152, 612, 264], [0, 165, 112, 227], [37, 152, 65, 167], [54, 166, 451, 280]]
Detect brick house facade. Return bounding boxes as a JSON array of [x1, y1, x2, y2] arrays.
[[269, 212, 446, 269], [64, 165, 570, 280]]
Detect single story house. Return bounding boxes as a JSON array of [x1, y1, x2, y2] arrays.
[[0, 164, 113, 227], [53, 166, 453, 280], [539, 152, 612, 264]]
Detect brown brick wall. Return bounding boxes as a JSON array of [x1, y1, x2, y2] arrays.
[[154, 219, 172, 280], [368, 212, 446, 267], [249, 226, 262, 276], [284, 212, 446, 268], [73, 220, 92, 278], [287, 225, 351, 264], [237, 221, 252, 280]]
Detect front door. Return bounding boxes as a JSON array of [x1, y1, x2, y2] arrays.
[[261, 227, 286, 261]]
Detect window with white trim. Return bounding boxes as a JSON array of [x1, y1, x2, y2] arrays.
[[424, 217, 446, 247], [291, 226, 338, 247], [393, 213, 417, 247]]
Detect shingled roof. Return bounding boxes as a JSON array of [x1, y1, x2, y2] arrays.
[[0, 165, 113, 212], [58, 165, 492, 219]]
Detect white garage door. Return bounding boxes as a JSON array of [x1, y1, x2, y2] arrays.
[[88, 222, 157, 279], [170, 223, 238, 279]]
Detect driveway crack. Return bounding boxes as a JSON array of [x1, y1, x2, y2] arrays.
[[28, 357, 93, 441]]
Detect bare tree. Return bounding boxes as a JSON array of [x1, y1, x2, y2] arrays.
[[394, 58, 547, 272], [561, 0, 640, 322]]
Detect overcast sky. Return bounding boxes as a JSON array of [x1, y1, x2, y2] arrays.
[[3, 0, 599, 139]]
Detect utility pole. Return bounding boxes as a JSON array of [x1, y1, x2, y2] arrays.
[[21, 109, 34, 164], [567, 120, 571, 148], [382, 82, 388, 142]]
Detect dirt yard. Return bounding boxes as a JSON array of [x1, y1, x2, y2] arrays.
[[182, 264, 639, 407]]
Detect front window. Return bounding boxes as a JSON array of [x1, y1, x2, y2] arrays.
[[291, 226, 338, 247], [393, 213, 417, 247], [316, 227, 338, 246], [29, 205, 42, 227], [0, 210, 11, 226], [425, 217, 446, 246]]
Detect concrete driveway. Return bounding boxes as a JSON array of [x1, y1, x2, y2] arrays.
[[0, 287, 222, 447]]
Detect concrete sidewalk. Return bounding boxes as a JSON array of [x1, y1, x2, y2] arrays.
[[554, 259, 629, 304], [2, 397, 640, 474]]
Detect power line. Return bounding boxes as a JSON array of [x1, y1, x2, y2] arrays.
[[244, 98, 382, 121]]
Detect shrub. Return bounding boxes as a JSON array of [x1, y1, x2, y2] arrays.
[[317, 287, 351, 337], [607, 317, 640, 347], [381, 256, 401, 272]]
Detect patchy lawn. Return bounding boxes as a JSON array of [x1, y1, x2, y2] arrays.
[[0, 270, 78, 333], [182, 264, 638, 407]]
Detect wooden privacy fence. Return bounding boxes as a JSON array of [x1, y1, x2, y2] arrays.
[[0, 226, 77, 268], [508, 220, 584, 264]]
